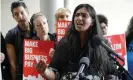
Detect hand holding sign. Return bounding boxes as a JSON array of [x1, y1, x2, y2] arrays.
[[23, 39, 54, 79], [49, 48, 55, 58], [35, 60, 47, 75]]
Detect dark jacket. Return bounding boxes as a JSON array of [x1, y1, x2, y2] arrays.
[[1, 33, 12, 80], [49, 37, 118, 80]]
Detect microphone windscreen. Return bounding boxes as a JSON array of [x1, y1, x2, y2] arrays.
[[93, 35, 103, 45], [79, 57, 90, 68]]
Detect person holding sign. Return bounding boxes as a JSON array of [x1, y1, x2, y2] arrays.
[[52, 8, 71, 42], [55, 7, 71, 21], [35, 4, 119, 80], [30, 12, 56, 58]]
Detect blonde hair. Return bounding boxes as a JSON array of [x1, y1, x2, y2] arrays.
[[55, 8, 71, 20]]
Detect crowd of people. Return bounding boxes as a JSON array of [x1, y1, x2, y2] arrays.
[[0, 1, 133, 80]]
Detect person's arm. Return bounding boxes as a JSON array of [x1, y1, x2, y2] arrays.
[[43, 68, 56, 80], [5, 30, 16, 80], [6, 44, 16, 80], [35, 61, 56, 80]]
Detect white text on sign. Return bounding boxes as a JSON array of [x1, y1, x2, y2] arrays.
[[57, 22, 70, 28], [25, 41, 38, 47]]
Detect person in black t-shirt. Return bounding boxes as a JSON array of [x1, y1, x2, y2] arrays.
[[5, 1, 35, 80], [52, 8, 71, 42]]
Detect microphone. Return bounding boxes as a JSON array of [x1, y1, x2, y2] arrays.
[[93, 35, 124, 62], [74, 57, 90, 80]]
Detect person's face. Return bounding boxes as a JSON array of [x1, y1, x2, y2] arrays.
[[34, 16, 49, 36], [12, 6, 29, 27], [74, 7, 93, 32], [100, 22, 108, 35], [58, 12, 70, 21]]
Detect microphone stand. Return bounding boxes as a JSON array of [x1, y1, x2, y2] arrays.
[[93, 35, 133, 79], [109, 54, 133, 80], [74, 73, 86, 80]]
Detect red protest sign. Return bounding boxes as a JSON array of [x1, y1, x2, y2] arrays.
[[56, 20, 71, 42], [104, 34, 126, 66], [23, 39, 54, 80]]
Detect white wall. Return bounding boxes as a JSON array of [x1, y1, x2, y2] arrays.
[[1, 0, 64, 36], [71, 0, 133, 35], [1, 0, 133, 36], [1, 0, 40, 37], [1, 0, 17, 37], [40, 0, 64, 33]]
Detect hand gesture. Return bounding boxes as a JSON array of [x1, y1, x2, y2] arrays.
[[35, 60, 47, 74], [49, 48, 55, 58]]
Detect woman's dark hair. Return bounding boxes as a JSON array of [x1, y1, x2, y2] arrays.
[[126, 16, 133, 46], [70, 4, 103, 36], [63, 4, 113, 76]]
